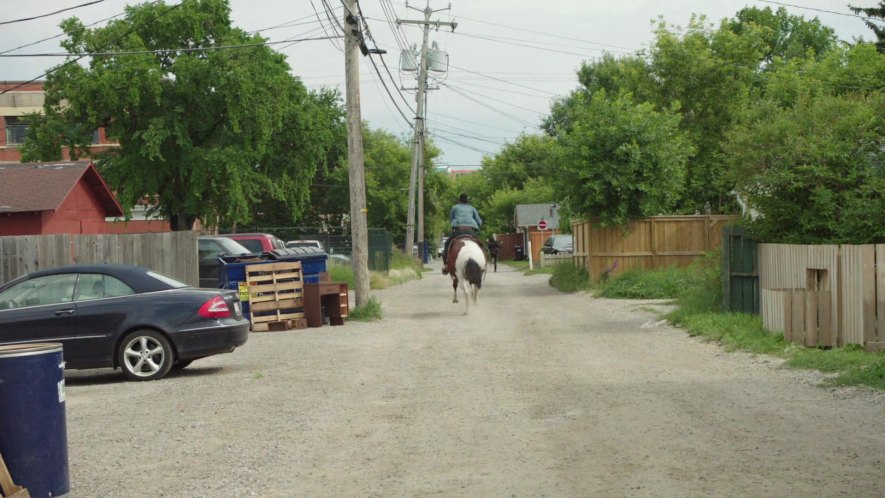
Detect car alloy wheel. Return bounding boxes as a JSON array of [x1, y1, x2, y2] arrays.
[[118, 330, 174, 381]]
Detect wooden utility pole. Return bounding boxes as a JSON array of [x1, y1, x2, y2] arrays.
[[343, 0, 370, 307], [400, 1, 456, 262]]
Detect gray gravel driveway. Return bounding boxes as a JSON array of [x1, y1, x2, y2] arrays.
[[64, 263, 884, 497]]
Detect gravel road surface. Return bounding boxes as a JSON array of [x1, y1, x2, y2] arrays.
[[65, 263, 884, 497]]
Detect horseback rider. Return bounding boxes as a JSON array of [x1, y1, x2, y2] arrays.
[[441, 193, 482, 275]]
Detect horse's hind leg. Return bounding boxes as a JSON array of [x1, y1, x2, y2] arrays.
[[452, 276, 459, 303], [462, 281, 470, 315]]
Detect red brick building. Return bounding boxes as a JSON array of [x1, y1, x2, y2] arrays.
[[0, 81, 117, 163]]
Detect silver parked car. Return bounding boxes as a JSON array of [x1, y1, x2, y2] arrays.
[[542, 234, 573, 254]]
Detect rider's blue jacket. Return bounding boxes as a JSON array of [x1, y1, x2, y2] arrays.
[[450, 203, 482, 230]]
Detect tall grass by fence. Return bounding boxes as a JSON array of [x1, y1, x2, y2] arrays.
[[571, 215, 738, 281], [0, 231, 198, 286]]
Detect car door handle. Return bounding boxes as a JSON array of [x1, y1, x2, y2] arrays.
[[54, 309, 76, 316]]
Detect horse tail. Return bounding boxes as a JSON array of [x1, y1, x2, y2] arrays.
[[465, 258, 484, 289]]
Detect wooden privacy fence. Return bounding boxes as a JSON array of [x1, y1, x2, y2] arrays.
[[759, 244, 884, 349], [495, 232, 525, 261], [0, 231, 198, 286], [571, 215, 738, 281]]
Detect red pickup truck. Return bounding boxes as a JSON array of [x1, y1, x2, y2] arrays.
[[218, 233, 286, 253]]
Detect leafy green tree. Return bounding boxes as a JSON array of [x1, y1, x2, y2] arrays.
[[543, 7, 838, 215], [760, 42, 885, 105], [479, 134, 557, 191], [483, 178, 554, 234], [850, 2, 885, 52], [552, 91, 693, 227], [22, 0, 340, 230], [363, 127, 413, 233], [726, 6, 837, 65], [296, 124, 447, 246], [726, 91, 884, 244]]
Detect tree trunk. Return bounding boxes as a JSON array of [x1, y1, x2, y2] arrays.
[[170, 213, 196, 231]]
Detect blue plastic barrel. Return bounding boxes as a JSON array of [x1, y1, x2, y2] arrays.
[[0, 343, 70, 498]]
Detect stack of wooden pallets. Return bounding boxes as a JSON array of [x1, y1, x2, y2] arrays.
[[245, 261, 307, 331]]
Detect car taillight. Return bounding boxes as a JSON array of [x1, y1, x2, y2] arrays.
[[198, 296, 232, 319]]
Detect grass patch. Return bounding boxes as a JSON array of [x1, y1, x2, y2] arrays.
[[668, 310, 784, 354], [549, 263, 591, 292], [327, 260, 355, 288], [596, 266, 693, 299], [504, 259, 560, 276], [348, 296, 383, 321], [527, 266, 555, 275], [326, 248, 423, 291], [391, 248, 425, 276], [785, 346, 884, 389], [506, 260, 530, 272]]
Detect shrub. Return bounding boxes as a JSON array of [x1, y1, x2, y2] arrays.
[[596, 266, 691, 299], [549, 262, 590, 292]]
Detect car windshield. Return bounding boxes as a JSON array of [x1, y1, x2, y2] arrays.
[[216, 238, 251, 254], [235, 239, 263, 253], [146, 271, 189, 289]]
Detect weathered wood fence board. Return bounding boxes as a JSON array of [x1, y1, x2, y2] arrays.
[[0, 231, 198, 286], [877, 245, 885, 351], [840, 245, 876, 346], [759, 243, 884, 348], [571, 215, 738, 281], [759, 244, 840, 342]]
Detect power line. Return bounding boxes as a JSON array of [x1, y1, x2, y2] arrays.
[[447, 79, 556, 99], [0, 1, 185, 97], [312, 0, 343, 52], [441, 82, 546, 116], [759, 0, 885, 22], [429, 121, 518, 140], [441, 12, 641, 52], [447, 63, 564, 95], [356, 1, 416, 118], [433, 134, 498, 156], [248, 16, 325, 36], [442, 85, 538, 128], [0, 0, 104, 26], [0, 36, 342, 57], [378, 0, 410, 51], [0, 11, 127, 55], [432, 111, 526, 134], [448, 30, 625, 58], [429, 126, 509, 146]]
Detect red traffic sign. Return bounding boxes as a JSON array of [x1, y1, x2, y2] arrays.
[[538, 219, 548, 230]]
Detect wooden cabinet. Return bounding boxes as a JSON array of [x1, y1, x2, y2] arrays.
[[304, 282, 349, 327]]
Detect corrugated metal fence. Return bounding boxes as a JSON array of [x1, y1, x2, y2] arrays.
[[571, 216, 738, 281], [759, 243, 884, 349], [0, 231, 199, 286]]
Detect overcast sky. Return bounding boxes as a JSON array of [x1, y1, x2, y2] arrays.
[[1, 1, 877, 166]]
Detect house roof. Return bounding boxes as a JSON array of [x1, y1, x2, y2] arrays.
[[514, 203, 560, 228], [0, 161, 123, 216]]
